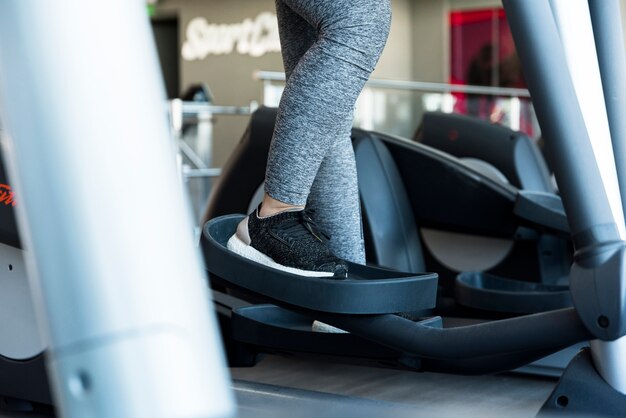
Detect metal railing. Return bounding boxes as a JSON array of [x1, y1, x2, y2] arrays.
[[169, 99, 256, 228], [254, 70, 535, 136], [254, 70, 531, 98], [165, 72, 535, 226], [169, 99, 257, 180]]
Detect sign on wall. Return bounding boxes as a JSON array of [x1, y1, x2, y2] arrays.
[[182, 12, 281, 60]]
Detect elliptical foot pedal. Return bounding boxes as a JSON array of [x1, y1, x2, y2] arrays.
[[230, 304, 423, 370], [455, 272, 571, 314], [202, 215, 438, 314]]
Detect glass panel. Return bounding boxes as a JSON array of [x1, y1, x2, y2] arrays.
[[449, 8, 536, 138]]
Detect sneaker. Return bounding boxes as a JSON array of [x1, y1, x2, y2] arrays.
[[227, 206, 348, 278]]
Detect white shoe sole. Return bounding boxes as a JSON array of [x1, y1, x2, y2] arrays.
[[226, 234, 334, 278], [311, 320, 348, 333]]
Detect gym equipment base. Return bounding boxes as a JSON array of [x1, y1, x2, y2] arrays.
[[537, 348, 626, 417], [202, 215, 591, 374]]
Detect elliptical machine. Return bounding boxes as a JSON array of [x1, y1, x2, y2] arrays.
[[203, 107, 571, 314], [201, 1, 626, 416], [0, 1, 625, 417], [0, 156, 51, 408]]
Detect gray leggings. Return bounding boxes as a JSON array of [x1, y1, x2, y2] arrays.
[[266, 0, 391, 263]]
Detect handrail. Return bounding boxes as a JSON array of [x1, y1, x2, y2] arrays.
[[254, 70, 531, 98], [180, 102, 257, 117]]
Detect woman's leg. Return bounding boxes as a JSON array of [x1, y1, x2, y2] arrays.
[[307, 123, 365, 263], [259, 0, 318, 216], [265, 0, 391, 262], [274, 0, 316, 80]]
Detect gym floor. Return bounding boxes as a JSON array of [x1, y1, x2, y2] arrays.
[[0, 354, 556, 418], [231, 355, 556, 418]]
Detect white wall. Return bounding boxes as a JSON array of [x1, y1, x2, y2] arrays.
[[410, 0, 448, 82], [374, 0, 414, 80]]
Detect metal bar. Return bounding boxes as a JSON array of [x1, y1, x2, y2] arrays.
[[179, 139, 209, 170], [170, 98, 184, 135], [510, 96, 521, 131], [503, 0, 620, 248], [0, 2, 235, 417], [549, 0, 626, 239], [182, 115, 213, 124], [320, 308, 590, 361], [254, 70, 531, 98], [504, 0, 626, 396], [590, 337, 626, 395], [589, 0, 626, 227], [587, 0, 626, 395], [183, 168, 223, 179], [181, 102, 255, 117]]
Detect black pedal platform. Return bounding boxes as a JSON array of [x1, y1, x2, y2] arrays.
[[455, 272, 572, 314], [202, 215, 438, 314], [231, 304, 423, 370]]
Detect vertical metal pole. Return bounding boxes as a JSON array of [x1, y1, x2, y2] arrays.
[[551, 0, 626, 396], [588, 0, 626, 224], [549, 0, 626, 239], [590, 338, 626, 394], [502, 0, 621, 249], [509, 96, 520, 131], [587, 0, 626, 395], [0, 2, 235, 418], [503, 0, 626, 395]]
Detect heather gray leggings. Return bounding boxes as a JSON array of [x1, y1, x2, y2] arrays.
[[265, 0, 391, 263]]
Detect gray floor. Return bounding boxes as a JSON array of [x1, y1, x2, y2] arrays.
[[231, 354, 557, 418], [0, 354, 557, 418]]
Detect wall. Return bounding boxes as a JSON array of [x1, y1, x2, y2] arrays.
[[375, 0, 413, 80], [410, 0, 448, 83]]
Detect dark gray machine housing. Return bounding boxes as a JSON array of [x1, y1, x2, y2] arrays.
[[204, 107, 571, 293], [0, 158, 20, 249], [418, 112, 553, 193]]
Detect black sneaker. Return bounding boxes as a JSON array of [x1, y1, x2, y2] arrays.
[[227, 207, 348, 278]]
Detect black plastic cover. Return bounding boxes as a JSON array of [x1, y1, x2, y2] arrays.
[[514, 190, 569, 235], [420, 112, 554, 192], [228, 304, 554, 375], [569, 242, 626, 340], [538, 348, 626, 417], [354, 132, 425, 273], [231, 304, 420, 369], [361, 130, 521, 237], [455, 271, 571, 314], [0, 353, 51, 405], [0, 153, 20, 249]]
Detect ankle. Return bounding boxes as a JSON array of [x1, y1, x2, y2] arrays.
[[259, 194, 304, 218]]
